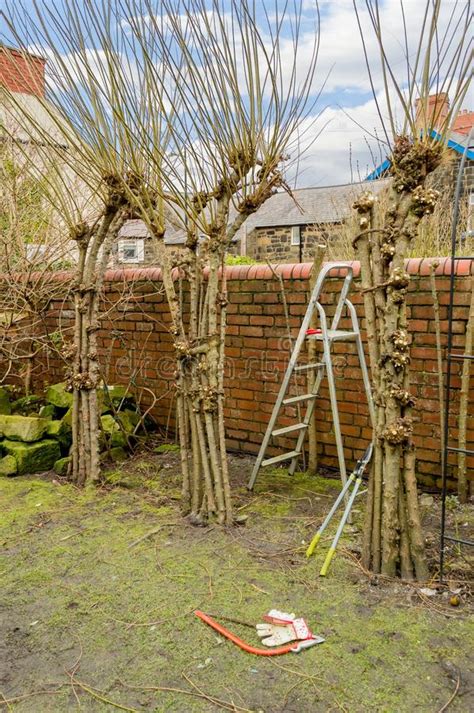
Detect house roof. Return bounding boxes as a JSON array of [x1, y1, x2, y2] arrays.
[[234, 179, 390, 234], [118, 219, 186, 246], [119, 179, 391, 245]]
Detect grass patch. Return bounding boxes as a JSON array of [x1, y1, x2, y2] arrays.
[[1, 457, 473, 712]]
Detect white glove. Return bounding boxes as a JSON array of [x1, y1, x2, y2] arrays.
[[256, 609, 313, 647]]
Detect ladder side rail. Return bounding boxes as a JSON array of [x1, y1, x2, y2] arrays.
[[308, 262, 354, 308], [322, 329, 348, 488], [248, 262, 357, 490], [248, 288, 328, 490], [346, 298, 376, 431], [330, 268, 354, 332], [288, 301, 330, 475]]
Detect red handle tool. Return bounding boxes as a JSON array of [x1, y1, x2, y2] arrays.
[[194, 610, 323, 656]]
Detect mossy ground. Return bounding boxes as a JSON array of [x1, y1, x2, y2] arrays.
[[1, 452, 473, 712]]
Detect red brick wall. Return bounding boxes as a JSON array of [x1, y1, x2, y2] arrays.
[[41, 257, 474, 490], [0, 47, 46, 97]]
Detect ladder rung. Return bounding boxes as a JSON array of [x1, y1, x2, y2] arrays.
[[272, 423, 308, 437], [447, 446, 474, 456], [294, 362, 324, 372], [282, 393, 317, 405], [307, 330, 357, 341], [262, 450, 301, 467]]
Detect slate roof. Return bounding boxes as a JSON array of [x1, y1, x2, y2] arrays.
[[119, 179, 390, 245], [234, 179, 390, 233], [118, 218, 185, 245]]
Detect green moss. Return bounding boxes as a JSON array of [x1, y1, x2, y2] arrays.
[[0, 386, 11, 415], [0, 414, 49, 442], [3, 438, 60, 474], [45, 382, 73, 410], [1, 466, 473, 713], [154, 443, 180, 453], [53, 456, 71, 475], [0, 454, 17, 476]]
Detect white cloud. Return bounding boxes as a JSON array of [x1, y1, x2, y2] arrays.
[[279, 0, 470, 186]]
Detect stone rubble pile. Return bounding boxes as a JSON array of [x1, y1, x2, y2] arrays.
[[0, 384, 143, 477]]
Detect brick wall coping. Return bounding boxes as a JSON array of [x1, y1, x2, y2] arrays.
[[98, 256, 473, 282], [1, 256, 472, 285]]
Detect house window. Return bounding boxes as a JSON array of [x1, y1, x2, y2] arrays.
[[117, 238, 145, 263], [291, 226, 301, 246]]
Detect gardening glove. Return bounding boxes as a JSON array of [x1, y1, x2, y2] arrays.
[[256, 609, 313, 647]]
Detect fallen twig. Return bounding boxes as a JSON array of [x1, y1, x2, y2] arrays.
[[119, 676, 253, 712], [71, 678, 139, 712], [0, 689, 64, 706], [437, 669, 461, 713], [128, 523, 177, 548]]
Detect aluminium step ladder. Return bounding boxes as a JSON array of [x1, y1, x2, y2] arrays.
[[247, 262, 375, 491]]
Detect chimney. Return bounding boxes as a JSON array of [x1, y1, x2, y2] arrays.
[[451, 109, 474, 136], [415, 92, 450, 133], [0, 45, 46, 97]]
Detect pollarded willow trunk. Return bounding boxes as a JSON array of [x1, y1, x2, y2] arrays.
[[353, 136, 442, 580], [147, 164, 282, 526], [68, 177, 128, 485], [151, 219, 233, 525]]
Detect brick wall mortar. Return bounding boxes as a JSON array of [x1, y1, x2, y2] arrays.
[[18, 257, 474, 490]]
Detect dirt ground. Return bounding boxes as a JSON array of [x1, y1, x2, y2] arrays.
[[1, 448, 473, 712]]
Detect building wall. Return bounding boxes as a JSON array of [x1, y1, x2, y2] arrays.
[[35, 257, 474, 491], [246, 224, 333, 262]]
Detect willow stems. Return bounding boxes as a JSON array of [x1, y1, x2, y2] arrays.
[[457, 275, 474, 502], [398, 479, 414, 580], [69, 205, 127, 485]]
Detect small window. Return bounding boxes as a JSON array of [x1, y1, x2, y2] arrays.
[[118, 238, 145, 263], [291, 226, 301, 246]]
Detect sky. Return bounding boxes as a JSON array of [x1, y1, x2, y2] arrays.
[[1, 0, 471, 188]]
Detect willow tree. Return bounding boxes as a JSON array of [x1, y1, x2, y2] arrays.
[[118, 0, 322, 524], [1, 13, 140, 484], [3, 0, 322, 512], [0, 139, 72, 395], [352, 0, 471, 578]]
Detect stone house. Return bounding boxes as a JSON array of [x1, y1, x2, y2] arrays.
[[233, 180, 390, 262], [110, 180, 390, 267]]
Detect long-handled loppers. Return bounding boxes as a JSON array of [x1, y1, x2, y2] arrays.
[[306, 443, 373, 576]]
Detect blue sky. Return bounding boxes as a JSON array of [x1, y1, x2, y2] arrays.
[[1, 1, 470, 187]]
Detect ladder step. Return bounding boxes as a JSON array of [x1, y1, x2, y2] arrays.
[[294, 362, 324, 372], [308, 330, 357, 341], [272, 423, 308, 437], [283, 393, 317, 405], [262, 450, 301, 467]]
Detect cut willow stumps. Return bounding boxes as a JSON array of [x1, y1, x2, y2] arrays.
[[353, 136, 442, 580], [67, 175, 130, 486]]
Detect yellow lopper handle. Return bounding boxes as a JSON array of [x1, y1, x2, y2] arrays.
[[319, 547, 336, 577], [305, 531, 321, 558]]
